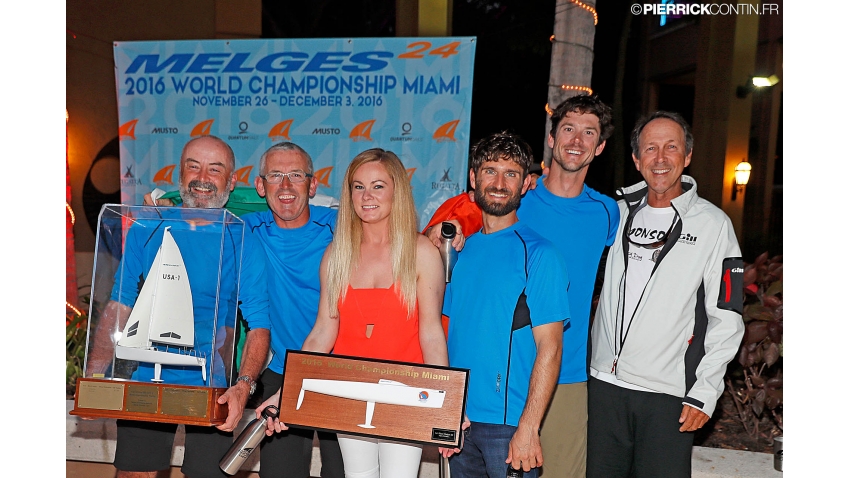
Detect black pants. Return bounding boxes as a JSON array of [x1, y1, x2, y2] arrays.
[[587, 377, 694, 478], [258, 369, 345, 478], [115, 420, 231, 477]]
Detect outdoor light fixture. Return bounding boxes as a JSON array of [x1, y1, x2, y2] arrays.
[[736, 75, 780, 98], [731, 158, 752, 201]]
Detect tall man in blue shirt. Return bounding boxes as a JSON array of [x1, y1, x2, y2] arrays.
[[242, 142, 345, 478], [443, 132, 570, 477], [428, 95, 619, 477]]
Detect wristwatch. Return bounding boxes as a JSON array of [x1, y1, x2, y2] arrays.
[[235, 375, 257, 395]]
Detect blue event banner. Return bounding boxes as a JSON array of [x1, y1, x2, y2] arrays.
[[114, 37, 476, 228]]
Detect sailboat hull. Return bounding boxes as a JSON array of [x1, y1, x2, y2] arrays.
[[298, 379, 446, 409], [115, 345, 207, 380]]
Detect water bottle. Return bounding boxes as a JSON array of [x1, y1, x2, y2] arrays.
[[506, 466, 523, 477], [219, 405, 279, 475], [439, 222, 458, 282]]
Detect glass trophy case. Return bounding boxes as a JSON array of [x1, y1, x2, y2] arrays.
[[70, 204, 247, 426]]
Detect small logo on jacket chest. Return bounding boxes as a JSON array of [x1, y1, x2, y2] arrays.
[[678, 233, 698, 245]]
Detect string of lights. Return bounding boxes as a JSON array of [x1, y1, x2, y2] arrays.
[[547, 0, 598, 115], [67, 203, 76, 225], [67, 301, 83, 317], [569, 0, 598, 26]]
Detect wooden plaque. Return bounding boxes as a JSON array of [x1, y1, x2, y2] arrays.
[[70, 377, 228, 426], [279, 351, 469, 447]]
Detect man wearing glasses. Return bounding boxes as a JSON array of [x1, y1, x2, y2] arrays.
[[587, 111, 745, 477], [243, 142, 345, 478]]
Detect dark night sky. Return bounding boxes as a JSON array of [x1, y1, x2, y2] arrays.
[[261, 0, 635, 197]]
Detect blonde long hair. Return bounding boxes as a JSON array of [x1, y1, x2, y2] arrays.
[[326, 148, 419, 318]]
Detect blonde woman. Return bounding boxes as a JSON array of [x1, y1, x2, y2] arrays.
[[259, 148, 448, 477]]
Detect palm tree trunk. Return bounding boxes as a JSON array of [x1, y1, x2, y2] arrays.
[[544, 0, 597, 166]]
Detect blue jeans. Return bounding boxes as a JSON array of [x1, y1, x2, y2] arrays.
[[449, 422, 539, 478]]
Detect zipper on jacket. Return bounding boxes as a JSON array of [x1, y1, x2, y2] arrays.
[[613, 201, 681, 373]]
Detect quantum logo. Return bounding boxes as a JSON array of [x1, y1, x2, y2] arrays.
[[314, 166, 333, 187], [190, 119, 215, 137], [418, 391, 429, 402], [118, 119, 139, 140], [268, 119, 293, 141], [229, 121, 258, 141], [433, 120, 459, 142], [235, 166, 253, 185], [350, 119, 376, 142], [391, 122, 422, 142], [152, 165, 176, 185]]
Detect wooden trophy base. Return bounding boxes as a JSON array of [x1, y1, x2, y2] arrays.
[[279, 351, 469, 447], [70, 378, 228, 426]]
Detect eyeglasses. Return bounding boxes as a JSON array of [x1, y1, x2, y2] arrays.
[[260, 171, 313, 184], [626, 213, 679, 250]]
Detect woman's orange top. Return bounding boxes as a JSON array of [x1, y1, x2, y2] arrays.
[[334, 285, 424, 364]]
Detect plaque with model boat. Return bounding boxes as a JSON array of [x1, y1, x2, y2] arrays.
[[70, 205, 247, 426], [279, 351, 469, 447]]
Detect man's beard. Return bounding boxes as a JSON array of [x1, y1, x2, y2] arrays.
[[474, 186, 521, 217], [180, 179, 231, 208]]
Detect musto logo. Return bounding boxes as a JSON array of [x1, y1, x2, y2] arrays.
[[419, 391, 429, 402]]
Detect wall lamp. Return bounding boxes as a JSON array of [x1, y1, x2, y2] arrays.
[[731, 158, 751, 201], [736, 75, 780, 98]]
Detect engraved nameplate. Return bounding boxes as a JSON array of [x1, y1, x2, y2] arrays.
[[77, 380, 125, 410], [162, 387, 209, 417], [125, 384, 159, 414]]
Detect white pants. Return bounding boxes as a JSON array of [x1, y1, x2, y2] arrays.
[[337, 434, 423, 478]]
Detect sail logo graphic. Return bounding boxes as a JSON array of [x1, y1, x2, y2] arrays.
[[418, 391, 429, 402], [406, 168, 416, 181], [118, 119, 139, 140], [153, 165, 176, 185], [314, 166, 333, 187], [433, 120, 460, 142], [190, 119, 215, 137], [349, 119, 376, 142], [235, 166, 253, 185], [268, 119, 294, 141]]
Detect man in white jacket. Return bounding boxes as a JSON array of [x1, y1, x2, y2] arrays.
[[587, 111, 745, 477]]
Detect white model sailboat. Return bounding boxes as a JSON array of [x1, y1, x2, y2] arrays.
[[297, 378, 446, 428], [115, 226, 207, 383]]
